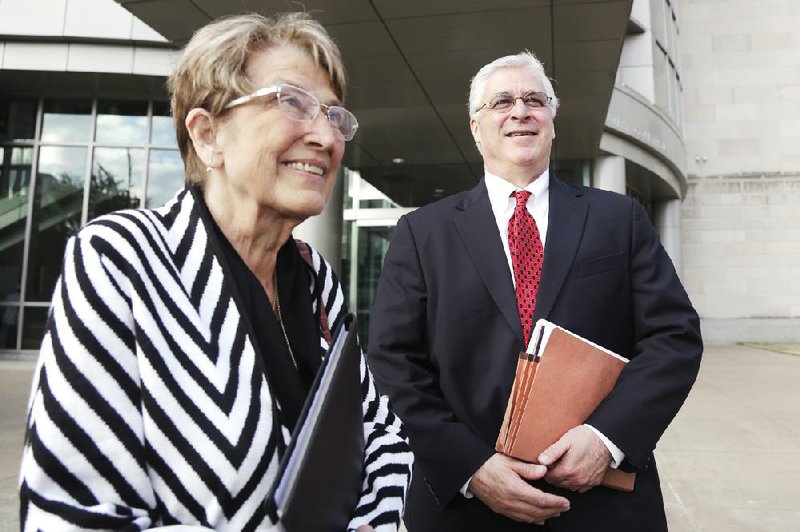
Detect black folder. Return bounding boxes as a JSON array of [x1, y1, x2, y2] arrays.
[[267, 313, 365, 531]]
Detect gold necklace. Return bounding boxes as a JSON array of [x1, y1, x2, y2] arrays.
[[273, 275, 298, 369]]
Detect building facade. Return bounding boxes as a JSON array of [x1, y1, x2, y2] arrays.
[[4, 0, 793, 357], [678, 0, 800, 343], [0, 0, 180, 354]]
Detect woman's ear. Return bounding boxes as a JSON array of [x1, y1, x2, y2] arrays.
[[185, 108, 222, 168]]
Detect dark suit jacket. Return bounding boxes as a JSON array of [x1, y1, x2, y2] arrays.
[[368, 176, 702, 531]]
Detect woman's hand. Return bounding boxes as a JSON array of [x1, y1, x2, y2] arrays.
[[355, 526, 375, 532]]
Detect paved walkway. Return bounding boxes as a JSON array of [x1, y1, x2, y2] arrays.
[[2, 344, 799, 531], [659, 343, 800, 530], [0, 360, 35, 532]]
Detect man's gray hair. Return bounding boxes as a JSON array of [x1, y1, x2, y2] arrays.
[[468, 51, 559, 119]]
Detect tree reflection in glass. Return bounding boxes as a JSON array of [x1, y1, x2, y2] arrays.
[[26, 146, 86, 301], [89, 147, 144, 220], [0, 146, 32, 305]]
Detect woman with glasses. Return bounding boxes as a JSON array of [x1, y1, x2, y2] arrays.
[[20, 12, 412, 531]]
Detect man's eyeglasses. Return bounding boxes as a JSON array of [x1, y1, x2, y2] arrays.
[[475, 91, 553, 113], [225, 84, 359, 141]]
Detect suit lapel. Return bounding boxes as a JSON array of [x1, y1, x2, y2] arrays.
[[535, 176, 588, 321], [452, 180, 522, 343]]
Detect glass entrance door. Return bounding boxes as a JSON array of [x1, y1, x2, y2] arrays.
[[341, 170, 413, 349], [345, 222, 396, 347]]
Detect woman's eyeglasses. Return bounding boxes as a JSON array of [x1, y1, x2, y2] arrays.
[[225, 84, 359, 141]]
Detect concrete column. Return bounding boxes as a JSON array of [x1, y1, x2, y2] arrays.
[[653, 198, 682, 275], [293, 166, 344, 270], [593, 155, 626, 194]]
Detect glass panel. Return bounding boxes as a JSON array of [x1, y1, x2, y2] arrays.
[[650, 0, 667, 45], [89, 147, 144, 220], [41, 100, 92, 143], [342, 168, 355, 210], [22, 306, 49, 349], [0, 99, 37, 141], [654, 49, 669, 112], [95, 101, 148, 145], [151, 101, 177, 147], [26, 146, 86, 301], [341, 220, 353, 296], [0, 146, 33, 303], [349, 171, 399, 209], [146, 149, 184, 207], [1, 305, 19, 349], [354, 225, 394, 349], [552, 159, 591, 186], [667, 7, 677, 56]]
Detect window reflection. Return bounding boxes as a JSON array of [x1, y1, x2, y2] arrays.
[[0, 146, 32, 303], [89, 147, 144, 219], [22, 306, 49, 350], [147, 149, 184, 207], [0, 99, 37, 141], [354, 225, 394, 348], [96, 101, 148, 145], [151, 101, 177, 147], [1, 305, 19, 349], [1, 97, 183, 350], [26, 146, 86, 301], [41, 100, 92, 143]]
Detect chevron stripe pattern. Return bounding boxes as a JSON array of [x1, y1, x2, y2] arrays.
[[19, 189, 413, 531]]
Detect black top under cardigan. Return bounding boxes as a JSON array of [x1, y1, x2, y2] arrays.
[[194, 187, 322, 430]]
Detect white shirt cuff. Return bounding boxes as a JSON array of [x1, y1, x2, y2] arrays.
[[460, 477, 474, 498], [585, 424, 625, 468]]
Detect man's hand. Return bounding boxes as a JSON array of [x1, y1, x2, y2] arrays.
[[538, 425, 612, 493], [469, 453, 570, 524]]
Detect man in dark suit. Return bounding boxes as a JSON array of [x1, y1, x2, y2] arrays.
[[367, 51, 702, 531]]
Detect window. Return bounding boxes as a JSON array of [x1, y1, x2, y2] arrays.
[[26, 146, 86, 301], [151, 101, 177, 147], [651, 0, 682, 126], [89, 147, 145, 219], [96, 100, 148, 144], [0, 98, 182, 352], [0, 99, 37, 141], [147, 149, 184, 206], [41, 100, 92, 143]]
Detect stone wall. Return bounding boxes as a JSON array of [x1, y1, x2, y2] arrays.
[[682, 174, 800, 343], [679, 0, 800, 343]]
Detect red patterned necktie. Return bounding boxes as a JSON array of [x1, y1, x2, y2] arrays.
[[508, 190, 544, 347]]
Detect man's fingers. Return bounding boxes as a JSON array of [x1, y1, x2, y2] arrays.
[[539, 433, 571, 466], [543, 426, 612, 491], [470, 453, 570, 523], [525, 486, 571, 510], [509, 460, 548, 481], [500, 487, 570, 524]]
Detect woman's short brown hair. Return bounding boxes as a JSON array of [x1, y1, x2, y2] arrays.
[[168, 12, 347, 183]]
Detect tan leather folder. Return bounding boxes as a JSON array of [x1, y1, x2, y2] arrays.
[[496, 319, 636, 492]]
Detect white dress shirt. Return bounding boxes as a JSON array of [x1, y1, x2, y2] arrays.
[[460, 170, 624, 498]]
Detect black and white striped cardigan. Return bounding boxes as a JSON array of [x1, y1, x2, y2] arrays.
[[19, 188, 413, 531]]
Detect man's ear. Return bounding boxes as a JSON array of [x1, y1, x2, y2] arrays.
[[185, 108, 222, 168], [470, 117, 481, 144], [470, 118, 484, 155]]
